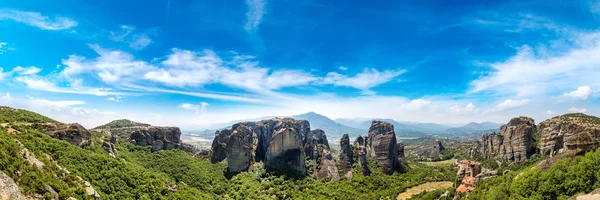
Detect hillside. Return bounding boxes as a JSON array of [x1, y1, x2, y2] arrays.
[[0, 107, 460, 199], [0, 106, 58, 124], [92, 119, 151, 130]]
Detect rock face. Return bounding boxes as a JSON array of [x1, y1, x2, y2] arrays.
[[210, 118, 311, 174], [339, 134, 353, 179], [316, 148, 340, 180], [367, 121, 402, 175], [539, 114, 600, 157], [304, 129, 328, 160], [129, 127, 183, 152], [498, 117, 536, 163], [44, 123, 92, 147], [102, 141, 118, 158], [353, 136, 371, 176], [0, 171, 25, 200], [476, 117, 536, 163]]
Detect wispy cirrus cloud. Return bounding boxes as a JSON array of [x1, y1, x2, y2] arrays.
[[0, 8, 77, 30], [244, 0, 267, 33], [0, 42, 15, 54], [109, 25, 153, 50]]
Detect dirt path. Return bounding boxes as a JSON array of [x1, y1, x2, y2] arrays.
[[396, 181, 453, 200]]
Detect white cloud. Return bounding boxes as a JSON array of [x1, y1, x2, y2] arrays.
[[470, 32, 600, 98], [106, 96, 123, 102], [11, 66, 41, 75], [546, 110, 555, 115], [0, 9, 77, 30], [244, 0, 266, 33], [179, 102, 209, 115], [568, 107, 587, 113], [130, 34, 152, 50], [61, 44, 155, 83], [449, 103, 480, 115], [559, 86, 592, 100], [0, 42, 15, 54], [110, 25, 153, 50], [490, 99, 531, 112], [322, 68, 406, 94], [339, 66, 348, 71]]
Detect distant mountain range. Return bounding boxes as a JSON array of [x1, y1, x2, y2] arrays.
[[445, 122, 503, 133], [188, 112, 504, 139]]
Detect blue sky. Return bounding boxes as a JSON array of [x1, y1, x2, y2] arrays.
[[1, 0, 599, 129]]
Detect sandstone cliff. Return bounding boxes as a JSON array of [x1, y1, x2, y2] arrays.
[[539, 113, 600, 157], [210, 118, 311, 174], [476, 117, 536, 163]]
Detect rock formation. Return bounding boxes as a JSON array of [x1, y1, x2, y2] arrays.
[[476, 117, 536, 163], [339, 134, 353, 179], [354, 136, 371, 176], [0, 171, 25, 200], [44, 123, 92, 147], [569, 188, 600, 200], [316, 148, 340, 180], [539, 114, 600, 157], [102, 141, 118, 158], [367, 121, 402, 175], [304, 129, 328, 160], [15, 139, 45, 169], [129, 127, 183, 152], [210, 118, 311, 174], [498, 117, 536, 163]]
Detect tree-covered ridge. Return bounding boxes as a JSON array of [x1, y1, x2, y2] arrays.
[[467, 149, 600, 200], [92, 119, 151, 129], [561, 113, 600, 125], [0, 106, 59, 123]]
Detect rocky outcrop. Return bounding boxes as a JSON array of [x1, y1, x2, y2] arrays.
[[476, 117, 536, 163], [539, 114, 600, 157], [210, 118, 311, 174], [569, 188, 600, 200], [367, 121, 402, 175], [316, 148, 340, 180], [102, 141, 118, 158], [411, 139, 446, 161], [45, 184, 59, 200], [354, 136, 371, 176], [129, 127, 183, 152], [339, 134, 353, 179], [0, 171, 25, 200], [44, 123, 92, 147], [15, 139, 45, 169]]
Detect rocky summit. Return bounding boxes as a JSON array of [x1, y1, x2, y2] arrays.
[[210, 118, 312, 174], [44, 123, 92, 148], [539, 113, 600, 157], [129, 126, 183, 152], [475, 116, 536, 164]]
